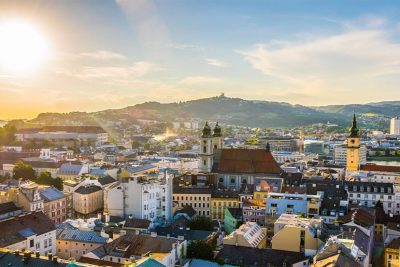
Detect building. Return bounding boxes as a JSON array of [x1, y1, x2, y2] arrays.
[[211, 190, 241, 220], [15, 126, 108, 146], [172, 187, 212, 217], [0, 212, 56, 256], [304, 140, 325, 155], [40, 187, 66, 224], [73, 185, 103, 216], [347, 113, 361, 171], [265, 192, 321, 218], [0, 201, 22, 220], [81, 232, 186, 267], [264, 137, 298, 152], [384, 238, 400, 267], [390, 117, 400, 135], [333, 144, 367, 166], [56, 223, 109, 260], [0, 248, 69, 266], [346, 181, 394, 214], [242, 199, 266, 226], [223, 222, 266, 248], [8, 183, 44, 213], [272, 214, 323, 257], [107, 172, 173, 226], [253, 177, 283, 201], [58, 163, 89, 180], [213, 147, 281, 190], [224, 207, 243, 234], [198, 122, 222, 173]]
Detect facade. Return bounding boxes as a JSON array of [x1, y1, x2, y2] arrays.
[[40, 187, 66, 224], [346, 181, 395, 214], [56, 224, 109, 260], [384, 238, 400, 267], [264, 137, 298, 152], [265, 192, 321, 218], [223, 222, 266, 248], [172, 187, 212, 217], [73, 185, 103, 216], [390, 117, 400, 135], [224, 207, 243, 234], [272, 214, 323, 257], [253, 177, 283, 201], [211, 190, 241, 220], [304, 140, 324, 155], [8, 183, 44, 212], [107, 172, 173, 226], [242, 199, 266, 226], [15, 126, 108, 146], [333, 144, 367, 166], [0, 212, 56, 256]]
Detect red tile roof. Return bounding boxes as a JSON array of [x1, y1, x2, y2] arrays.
[[361, 164, 400, 173], [214, 149, 281, 174]]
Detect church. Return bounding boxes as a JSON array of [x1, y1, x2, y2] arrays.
[[198, 122, 282, 191]]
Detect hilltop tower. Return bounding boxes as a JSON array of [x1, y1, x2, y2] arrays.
[[199, 122, 214, 173], [346, 112, 360, 171]]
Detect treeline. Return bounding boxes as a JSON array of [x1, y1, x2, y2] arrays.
[[0, 124, 17, 146], [0, 161, 63, 190]]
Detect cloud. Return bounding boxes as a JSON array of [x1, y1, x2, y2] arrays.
[[238, 25, 400, 91], [179, 76, 222, 85], [57, 61, 157, 81], [206, 58, 226, 68], [80, 50, 126, 60]]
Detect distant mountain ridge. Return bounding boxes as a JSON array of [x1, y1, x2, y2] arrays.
[[21, 96, 399, 128]]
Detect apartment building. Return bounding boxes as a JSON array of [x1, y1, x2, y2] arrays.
[[172, 187, 212, 217], [211, 190, 241, 220], [73, 185, 103, 216], [265, 192, 321, 218], [223, 222, 266, 248]]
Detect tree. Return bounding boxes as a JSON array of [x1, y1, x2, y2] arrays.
[[188, 216, 213, 231], [34, 172, 63, 190], [12, 161, 35, 180], [0, 124, 17, 145], [187, 240, 214, 260]]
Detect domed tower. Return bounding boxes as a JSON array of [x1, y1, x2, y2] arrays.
[[212, 122, 223, 151], [347, 112, 361, 171], [199, 122, 213, 173]]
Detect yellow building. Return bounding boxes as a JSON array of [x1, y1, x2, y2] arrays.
[[173, 187, 212, 217], [347, 113, 360, 171], [272, 214, 323, 257], [384, 238, 400, 267], [211, 190, 241, 220], [73, 184, 103, 216]]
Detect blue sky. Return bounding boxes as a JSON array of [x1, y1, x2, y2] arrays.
[[0, 0, 400, 118]]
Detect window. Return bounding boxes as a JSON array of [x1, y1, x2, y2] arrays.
[[203, 160, 206, 166], [30, 239, 34, 247]]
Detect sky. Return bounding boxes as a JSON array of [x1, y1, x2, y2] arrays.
[[0, 0, 400, 119]]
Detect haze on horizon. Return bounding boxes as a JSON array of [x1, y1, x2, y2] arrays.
[[1, 0, 400, 119]]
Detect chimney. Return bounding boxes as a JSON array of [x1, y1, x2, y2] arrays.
[[266, 142, 271, 152], [105, 213, 110, 223], [48, 252, 53, 260], [52, 256, 58, 263]]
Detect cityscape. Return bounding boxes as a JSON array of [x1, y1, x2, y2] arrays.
[[0, 1, 400, 267]]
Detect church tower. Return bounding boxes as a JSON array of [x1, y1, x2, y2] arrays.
[[199, 122, 213, 173], [212, 122, 223, 151], [346, 112, 360, 171]]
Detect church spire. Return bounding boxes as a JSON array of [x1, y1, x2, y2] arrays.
[[349, 112, 359, 138]]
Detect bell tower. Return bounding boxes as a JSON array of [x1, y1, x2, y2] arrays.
[[347, 112, 360, 171], [199, 122, 213, 173], [212, 122, 223, 151]]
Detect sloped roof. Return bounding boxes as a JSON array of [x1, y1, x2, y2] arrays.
[[59, 163, 84, 175], [40, 187, 65, 202], [361, 164, 400, 173], [75, 185, 102, 194], [174, 205, 196, 218], [213, 149, 280, 174], [98, 175, 116, 186], [0, 202, 20, 215], [57, 228, 108, 244], [0, 212, 55, 247], [124, 218, 151, 229]]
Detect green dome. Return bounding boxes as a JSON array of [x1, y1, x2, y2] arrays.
[[213, 122, 222, 137], [201, 122, 212, 138]]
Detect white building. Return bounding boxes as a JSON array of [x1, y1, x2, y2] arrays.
[[106, 171, 173, 226], [333, 144, 367, 166], [0, 212, 56, 256], [223, 222, 266, 248], [390, 117, 400, 135]]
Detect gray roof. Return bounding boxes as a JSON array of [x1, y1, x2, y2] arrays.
[[40, 187, 65, 202], [56, 228, 108, 244], [59, 163, 84, 175], [0, 202, 21, 215], [128, 164, 156, 174], [75, 185, 102, 194], [98, 175, 116, 186], [0, 250, 68, 267]]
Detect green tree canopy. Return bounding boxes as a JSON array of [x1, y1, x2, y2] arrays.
[[187, 240, 214, 260], [188, 216, 213, 231], [12, 161, 35, 180], [34, 172, 63, 190]]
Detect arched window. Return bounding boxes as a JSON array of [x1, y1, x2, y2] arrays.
[[219, 177, 224, 183]]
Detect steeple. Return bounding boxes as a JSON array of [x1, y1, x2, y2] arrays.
[[201, 122, 212, 138], [213, 122, 222, 137], [349, 112, 359, 138]]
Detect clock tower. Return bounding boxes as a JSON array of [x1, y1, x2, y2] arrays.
[[346, 113, 360, 171]]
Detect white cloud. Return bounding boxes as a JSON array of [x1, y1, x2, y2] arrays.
[[238, 26, 400, 90], [80, 50, 126, 60], [179, 76, 222, 85], [57, 61, 157, 80], [206, 58, 226, 68]]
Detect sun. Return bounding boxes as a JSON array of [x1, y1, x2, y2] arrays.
[[0, 20, 49, 73]]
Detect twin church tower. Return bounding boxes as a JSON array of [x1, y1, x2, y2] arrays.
[[199, 122, 223, 173]]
